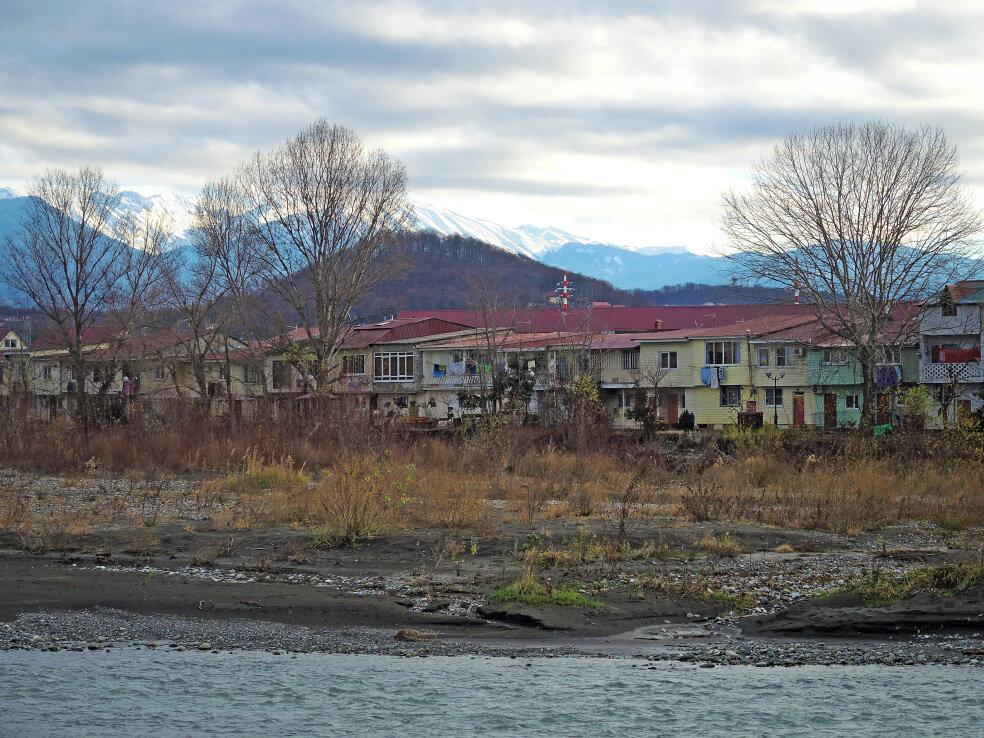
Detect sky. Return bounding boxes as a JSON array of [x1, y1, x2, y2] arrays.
[[2, 0, 984, 254]]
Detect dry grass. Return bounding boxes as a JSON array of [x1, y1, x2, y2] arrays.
[[6, 412, 984, 546], [410, 469, 490, 531], [694, 531, 742, 557]]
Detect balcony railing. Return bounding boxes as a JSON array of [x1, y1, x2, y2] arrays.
[[920, 361, 984, 384]]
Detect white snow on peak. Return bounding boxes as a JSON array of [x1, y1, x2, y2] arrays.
[[115, 190, 198, 244], [412, 201, 690, 258], [0, 187, 19, 200]]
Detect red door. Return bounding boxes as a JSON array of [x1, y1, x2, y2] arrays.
[[958, 399, 972, 420], [793, 393, 805, 427], [667, 394, 679, 425], [824, 394, 837, 428], [877, 393, 890, 425]]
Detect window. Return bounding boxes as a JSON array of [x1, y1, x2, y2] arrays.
[[822, 348, 848, 364], [705, 341, 740, 366], [679, 393, 686, 409], [41, 365, 52, 381], [621, 350, 639, 371], [757, 348, 769, 367], [374, 352, 414, 382], [4, 339, 15, 348], [942, 302, 958, 317], [272, 360, 292, 390], [342, 354, 365, 375], [845, 394, 860, 409], [153, 364, 166, 381], [243, 364, 262, 385], [877, 347, 900, 365], [765, 387, 783, 407], [720, 385, 740, 407], [775, 347, 789, 367], [659, 351, 678, 369]]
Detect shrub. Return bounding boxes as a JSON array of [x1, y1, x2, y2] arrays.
[[677, 410, 695, 431], [308, 456, 414, 547]]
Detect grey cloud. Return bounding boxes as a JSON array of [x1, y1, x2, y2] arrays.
[[2, 0, 984, 247]]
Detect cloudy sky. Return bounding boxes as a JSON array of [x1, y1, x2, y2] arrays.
[[2, 0, 984, 252]]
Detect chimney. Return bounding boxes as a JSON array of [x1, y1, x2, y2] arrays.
[[654, 319, 663, 331]]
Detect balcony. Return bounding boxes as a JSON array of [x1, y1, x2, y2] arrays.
[[422, 373, 492, 389], [920, 361, 984, 384]]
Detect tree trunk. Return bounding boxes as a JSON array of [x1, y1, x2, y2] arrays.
[[860, 357, 877, 430]]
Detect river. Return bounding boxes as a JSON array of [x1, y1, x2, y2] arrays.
[[1, 651, 981, 736]]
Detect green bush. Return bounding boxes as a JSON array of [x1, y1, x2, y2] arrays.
[[677, 410, 695, 431]]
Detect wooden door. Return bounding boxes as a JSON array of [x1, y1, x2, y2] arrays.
[[824, 393, 837, 428], [667, 394, 679, 425], [793, 393, 805, 427], [958, 399, 972, 420], [877, 393, 890, 425]]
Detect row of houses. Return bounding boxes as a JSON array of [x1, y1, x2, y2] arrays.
[[2, 281, 984, 429]]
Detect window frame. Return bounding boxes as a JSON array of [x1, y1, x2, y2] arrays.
[[243, 364, 262, 385], [341, 353, 366, 376], [756, 348, 769, 367], [41, 364, 53, 381], [620, 349, 639, 371], [373, 351, 415, 382], [719, 385, 740, 407], [942, 302, 958, 317], [705, 340, 741, 366], [775, 347, 789, 367], [765, 387, 784, 407], [659, 351, 678, 369], [271, 360, 292, 390], [845, 394, 861, 410], [152, 364, 166, 382], [822, 348, 848, 365]]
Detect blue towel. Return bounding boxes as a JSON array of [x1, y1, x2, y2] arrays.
[[700, 367, 712, 386]]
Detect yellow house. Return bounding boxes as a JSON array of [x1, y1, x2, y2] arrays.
[[634, 314, 818, 428]]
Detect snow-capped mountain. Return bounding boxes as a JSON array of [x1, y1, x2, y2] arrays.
[[0, 187, 725, 290], [114, 190, 198, 245], [413, 202, 689, 259], [413, 202, 723, 289]]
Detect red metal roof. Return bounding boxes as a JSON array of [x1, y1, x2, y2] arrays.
[[397, 305, 814, 334], [280, 317, 474, 351], [31, 326, 116, 350]]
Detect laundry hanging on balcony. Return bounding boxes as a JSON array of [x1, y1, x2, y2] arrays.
[[875, 365, 901, 388], [700, 366, 712, 386], [937, 347, 980, 364]]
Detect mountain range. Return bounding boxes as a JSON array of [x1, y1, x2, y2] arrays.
[[413, 203, 727, 289], [0, 187, 727, 292]]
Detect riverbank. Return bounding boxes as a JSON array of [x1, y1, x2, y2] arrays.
[[2, 550, 984, 667]]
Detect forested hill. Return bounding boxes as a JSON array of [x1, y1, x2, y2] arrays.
[[351, 232, 648, 318], [352, 232, 780, 318]]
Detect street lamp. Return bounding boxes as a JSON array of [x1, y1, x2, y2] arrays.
[[765, 369, 785, 427]]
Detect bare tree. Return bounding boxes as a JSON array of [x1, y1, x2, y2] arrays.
[[238, 121, 413, 389], [723, 121, 982, 424], [2, 166, 170, 428], [195, 178, 270, 417], [629, 358, 670, 433]]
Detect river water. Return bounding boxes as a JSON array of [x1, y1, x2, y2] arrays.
[[1, 651, 981, 736]]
